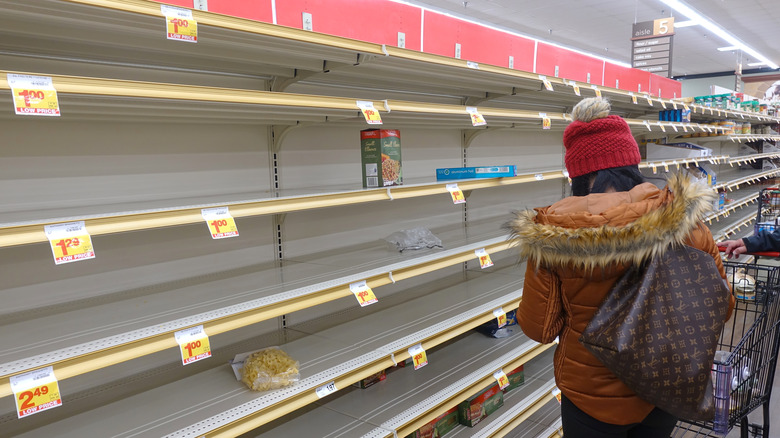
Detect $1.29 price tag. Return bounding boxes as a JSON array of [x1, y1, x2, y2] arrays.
[[7, 74, 60, 116], [10, 366, 62, 419], [357, 100, 383, 125], [408, 344, 428, 370], [349, 280, 378, 307], [466, 106, 487, 126], [493, 369, 509, 390], [446, 183, 466, 204], [475, 248, 493, 269], [201, 207, 239, 239], [493, 308, 507, 328], [44, 221, 95, 265], [161, 5, 197, 42], [175, 325, 212, 365]]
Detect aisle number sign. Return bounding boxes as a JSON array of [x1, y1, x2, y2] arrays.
[[475, 248, 493, 269], [349, 280, 378, 307], [161, 5, 198, 43], [493, 370, 509, 390], [408, 344, 428, 370], [493, 308, 507, 328], [466, 106, 487, 126], [201, 207, 239, 239], [10, 367, 62, 419], [44, 221, 95, 265], [357, 100, 383, 125], [446, 184, 466, 204], [8, 74, 60, 116], [174, 325, 212, 365]]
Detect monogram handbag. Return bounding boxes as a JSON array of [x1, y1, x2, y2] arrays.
[[579, 244, 731, 421]]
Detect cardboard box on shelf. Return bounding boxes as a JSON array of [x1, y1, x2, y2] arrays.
[[361, 129, 402, 188], [645, 142, 712, 161], [352, 369, 387, 389], [435, 165, 517, 180], [475, 309, 518, 338], [457, 383, 504, 427], [405, 406, 459, 438], [503, 365, 525, 392]]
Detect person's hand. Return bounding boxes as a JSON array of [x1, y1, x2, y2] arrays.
[[719, 239, 747, 259]]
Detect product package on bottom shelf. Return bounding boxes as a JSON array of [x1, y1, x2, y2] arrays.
[[503, 364, 525, 392], [405, 406, 459, 438], [476, 309, 519, 338], [457, 382, 504, 427]]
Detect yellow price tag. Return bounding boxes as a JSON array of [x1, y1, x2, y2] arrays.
[[350, 280, 378, 307], [672, 100, 678, 110], [493, 370, 510, 390], [8, 74, 60, 116], [660, 100, 667, 109], [161, 5, 197, 42], [446, 183, 466, 204], [475, 248, 494, 269], [201, 207, 239, 239], [539, 112, 552, 130], [645, 95, 653, 106], [629, 92, 637, 104], [553, 388, 562, 404], [571, 83, 580, 96], [408, 344, 428, 370], [658, 122, 666, 132], [493, 308, 507, 328], [466, 106, 487, 126], [175, 325, 212, 365], [591, 85, 601, 98], [11, 367, 62, 419], [357, 100, 383, 125], [44, 221, 95, 265], [539, 75, 553, 91]]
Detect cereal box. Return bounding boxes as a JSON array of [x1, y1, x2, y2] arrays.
[[457, 383, 504, 427], [503, 365, 525, 392], [361, 129, 402, 188]]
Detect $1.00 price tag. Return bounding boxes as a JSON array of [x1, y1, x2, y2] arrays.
[[175, 325, 212, 365], [357, 100, 383, 125], [446, 183, 466, 204], [475, 248, 493, 269], [349, 280, 378, 307], [316, 381, 337, 398], [539, 112, 551, 130], [408, 344, 428, 370], [539, 75, 553, 91], [466, 106, 487, 126], [201, 207, 239, 239], [493, 370, 509, 390], [44, 221, 95, 265], [552, 387, 562, 404], [8, 74, 60, 116], [591, 85, 601, 98], [493, 308, 507, 328], [10, 367, 62, 419], [161, 5, 197, 42]]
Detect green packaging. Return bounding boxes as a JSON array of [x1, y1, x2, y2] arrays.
[[457, 383, 504, 427], [360, 129, 402, 188]]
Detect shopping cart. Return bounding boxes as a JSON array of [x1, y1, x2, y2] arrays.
[[673, 255, 780, 438], [754, 187, 780, 236]]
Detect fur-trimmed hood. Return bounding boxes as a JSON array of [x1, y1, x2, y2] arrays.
[[506, 173, 716, 270]]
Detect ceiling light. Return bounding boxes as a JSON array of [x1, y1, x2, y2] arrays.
[[674, 20, 698, 28], [717, 46, 739, 52], [657, 0, 779, 69], [748, 62, 768, 67]]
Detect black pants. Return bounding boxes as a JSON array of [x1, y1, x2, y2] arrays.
[[561, 394, 678, 438]]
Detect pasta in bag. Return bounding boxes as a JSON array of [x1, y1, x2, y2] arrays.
[[230, 347, 300, 391]]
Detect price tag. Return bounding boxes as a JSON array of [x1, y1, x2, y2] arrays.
[[174, 325, 212, 365], [161, 5, 197, 43], [466, 106, 487, 126], [357, 100, 382, 125], [570, 82, 580, 96], [539, 75, 553, 91], [466, 61, 479, 69], [671, 123, 678, 132], [408, 344, 428, 370], [44, 221, 95, 265], [683, 104, 690, 111], [552, 387, 562, 404], [316, 381, 337, 398], [651, 164, 657, 174], [349, 280, 378, 307], [10, 367, 62, 419], [629, 92, 637, 104], [645, 95, 653, 106], [534, 173, 544, 181], [662, 162, 669, 172], [672, 100, 678, 110], [657, 122, 666, 132], [591, 85, 601, 98], [660, 100, 667, 109], [7, 74, 60, 116], [643, 120, 651, 131], [201, 207, 239, 239], [475, 248, 494, 269], [446, 183, 466, 204], [493, 370, 510, 390], [539, 112, 551, 130], [682, 124, 689, 132], [739, 112, 745, 119], [493, 308, 507, 328]]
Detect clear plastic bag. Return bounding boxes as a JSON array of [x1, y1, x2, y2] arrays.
[[384, 227, 443, 252], [230, 346, 300, 391]]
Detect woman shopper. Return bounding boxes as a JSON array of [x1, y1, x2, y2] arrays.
[[507, 97, 734, 437]]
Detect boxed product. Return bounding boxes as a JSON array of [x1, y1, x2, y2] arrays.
[[435, 165, 517, 180], [476, 309, 518, 338], [645, 142, 712, 161], [353, 369, 386, 389], [502, 365, 525, 392], [405, 406, 459, 438], [683, 163, 717, 187], [361, 129, 402, 188], [457, 383, 504, 427]]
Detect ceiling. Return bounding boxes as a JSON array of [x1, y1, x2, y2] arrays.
[[405, 0, 780, 78]]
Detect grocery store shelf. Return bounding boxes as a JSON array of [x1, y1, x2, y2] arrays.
[[728, 135, 780, 143], [705, 192, 760, 224], [710, 206, 757, 241], [639, 155, 728, 175], [464, 380, 557, 438], [729, 152, 780, 165], [714, 166, 780, 192], [625, 119, 726, 135], [686, 104, 779, 124]]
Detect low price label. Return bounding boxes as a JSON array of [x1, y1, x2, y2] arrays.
[[408, 344, 428, 370], [466, 106, 487, 126], [493, 370, 509, 390], [591, 85, 601, 98], [629, 92, 637, 104], [446, 183, 466, 204], [539, 112, 551, 130], [10, 367, 62, 419], [201, 207, 239, 239], [357, 100, 383, 125], [162, 5, 198, 42], [316, 381, 337, 398], [570, 82, 580, 96], [44, 221, 95, 265], [8, 74, 60, 116], [645, 94, 653, 106], [539, 75, 553, 91], [552, 387, 562, 404], [475, 248, 493, 269], [493, 308, 507, 328], [349, 280, 378, 307], [174, 325, 212, 365]]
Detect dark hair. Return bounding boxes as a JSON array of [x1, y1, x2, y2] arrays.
[[571, 165, 645, 196]]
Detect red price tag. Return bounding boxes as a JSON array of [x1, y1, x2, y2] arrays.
[[44, 221, 95, 265], [7, 74, 60, 116], [175, 325, 212, 365], [10, 367, 62, 419], [408, 344, 428, 370]]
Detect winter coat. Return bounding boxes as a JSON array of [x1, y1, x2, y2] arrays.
[[507, 174, 733, 425], [744, 227, 780, 253]]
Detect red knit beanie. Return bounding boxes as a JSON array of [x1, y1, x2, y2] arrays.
[[563, 99, 640, 178]]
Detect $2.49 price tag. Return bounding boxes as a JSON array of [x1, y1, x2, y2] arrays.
[[174, 325, 212, 365], [10, 366, 62, 419], [201, 207, 239, 239], [8, 74, 60, 116], [493, 369, 509, 390], [408, 344, 428, 370], [44, 221, 95, 265], [349, 280, 378, 307], [446, 183, 466, 204], [161, 5, 197, 42], [357, 100, 383, 125], [475, 248, 494, 269]]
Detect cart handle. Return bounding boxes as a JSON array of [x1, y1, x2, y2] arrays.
[[717, 244, 780, 258]]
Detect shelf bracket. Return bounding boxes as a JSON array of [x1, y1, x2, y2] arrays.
[[270, 69, 320, 92], [464, 92, 507, 107], [462, 128, 488, 149], [272, 123, 309, 153]]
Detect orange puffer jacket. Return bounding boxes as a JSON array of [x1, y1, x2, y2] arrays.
[[507, 174, 734, 425]]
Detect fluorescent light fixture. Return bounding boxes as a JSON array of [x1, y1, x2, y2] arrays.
[[674, 20, 698, 28], [717, 46, 739, 52], [658, 0, 779, 69], [748, 61, 768, 67]]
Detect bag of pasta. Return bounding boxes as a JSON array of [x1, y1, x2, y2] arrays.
[[230, 347, 300, 391]]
